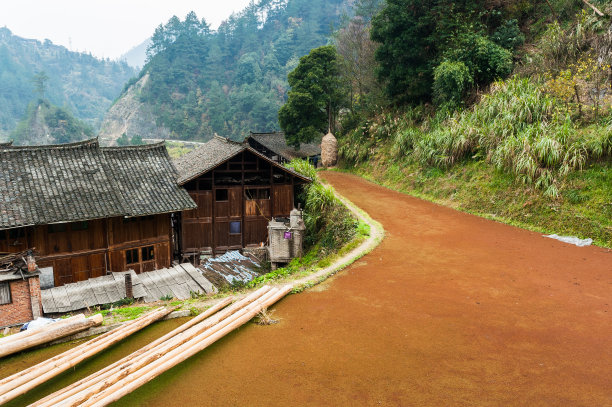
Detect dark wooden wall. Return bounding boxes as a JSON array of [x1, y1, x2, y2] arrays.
[[0, 214, 173, 287], [181, 150, 301, 256]]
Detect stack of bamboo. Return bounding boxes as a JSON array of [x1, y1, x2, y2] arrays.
[[0, 314, 103, 359], [32, 284, 292, 407], [0, 307, 175, 405]]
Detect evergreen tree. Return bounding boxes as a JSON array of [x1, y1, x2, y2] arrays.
[[278, 45, 344, 147]]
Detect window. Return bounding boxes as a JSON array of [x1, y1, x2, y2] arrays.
[[8, 228, 25, 239], [141, 246, 155, 261], [126, 248, 139, 265], [71, 221, 89, 231], [49, 224, 67, 233], [229, 221, 241, 235], [0, 283, 11, 305], [215, 189, 228, 201], [246, 188, 270, 200]]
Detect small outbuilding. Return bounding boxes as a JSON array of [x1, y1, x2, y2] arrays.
[[0, 256, 43, 327]]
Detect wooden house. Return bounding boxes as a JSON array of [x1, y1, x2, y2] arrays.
[[246, 132, 321, 165], [0, 139, 196, 287], [173, 136, 311, 258]]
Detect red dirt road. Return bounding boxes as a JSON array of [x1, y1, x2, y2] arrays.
[[118, 172, 612, 407]]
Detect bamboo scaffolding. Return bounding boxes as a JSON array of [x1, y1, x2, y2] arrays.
[[0, 314, 101, 359], [84, 285, 292, 407], [0, 307, 174, 404], [33, 287, 273, 407]]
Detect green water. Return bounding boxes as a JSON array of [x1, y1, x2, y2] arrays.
[[0, 317, 190, 407]]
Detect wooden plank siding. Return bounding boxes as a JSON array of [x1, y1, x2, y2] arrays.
[[180, 149, 306, 257], [3, 214, 175, 287]]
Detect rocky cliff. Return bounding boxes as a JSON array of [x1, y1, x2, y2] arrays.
[[98, 74, 171, 146]]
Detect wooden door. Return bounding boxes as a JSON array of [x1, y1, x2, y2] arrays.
[[273, 185, 294, 217], [182, 191, 214, 253], [71, 255, 90, 282]]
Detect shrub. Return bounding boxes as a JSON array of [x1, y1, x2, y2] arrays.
[[491, 19, 525, 50], [433, 60, 473, 107], [286, 160, 357, 251]]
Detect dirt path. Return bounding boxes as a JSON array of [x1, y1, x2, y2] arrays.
[[115, 172, 611, 407]]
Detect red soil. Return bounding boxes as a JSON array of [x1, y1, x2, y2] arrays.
[[118, 172, 612, 407]]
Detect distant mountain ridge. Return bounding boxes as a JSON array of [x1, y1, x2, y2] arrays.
[[120, 38, 151, 69], [0, 27, 137, 139], [101, 0, 347, 144]]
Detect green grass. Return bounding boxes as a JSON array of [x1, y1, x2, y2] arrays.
[[95, 306, 152, 324]]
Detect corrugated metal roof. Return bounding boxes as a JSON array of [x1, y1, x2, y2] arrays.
[[40, 264, 217, 313], [198, 250, 261, 285]]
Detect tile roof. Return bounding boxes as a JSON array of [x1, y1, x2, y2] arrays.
[[173, 136, 245, 184], [0, 139, 195, 229], [173, 135, 311, 185], [248, 132, 321, 160]]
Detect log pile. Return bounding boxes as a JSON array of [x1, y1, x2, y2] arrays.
[[0, 250, 32, 272], [0, 314, 103, 358], [0, 307, 175, 404], [32, 284, 292, 407]]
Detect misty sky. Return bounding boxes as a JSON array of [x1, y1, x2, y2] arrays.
[[0, 0, 252, 60]]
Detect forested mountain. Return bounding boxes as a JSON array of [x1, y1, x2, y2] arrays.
[[101, 0, 346, 144], [0, 27, 137, 140]]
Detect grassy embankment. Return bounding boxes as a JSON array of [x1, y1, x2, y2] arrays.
[[339, 77, 611, 248]]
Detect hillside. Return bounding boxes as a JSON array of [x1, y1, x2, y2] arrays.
[[332, 0, 612, 247], [11, 99, 93, 145], [0, 27, 137, 140], [101, 0, 346, 144]]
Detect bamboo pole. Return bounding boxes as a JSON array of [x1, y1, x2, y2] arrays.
[[30, 296, 235, 407], [0, 307, 167, 390], [0, 314, 102, 359], [0, 307, 174, 404], [56, 289, 279, 407], [33, 287, 273, 407], [85, 285, 293, 407], [0, 314, 85, 348]]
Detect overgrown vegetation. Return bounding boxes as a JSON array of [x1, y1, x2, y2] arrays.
[[334, 0, 612, 245], [132, 0, 347, 142]]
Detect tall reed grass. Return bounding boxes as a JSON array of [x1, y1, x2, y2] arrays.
[[341, 76, 611, 197]]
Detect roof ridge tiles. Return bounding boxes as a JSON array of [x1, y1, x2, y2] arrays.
[[2, 138, 99, 150], [100, 141, 167, 151]]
